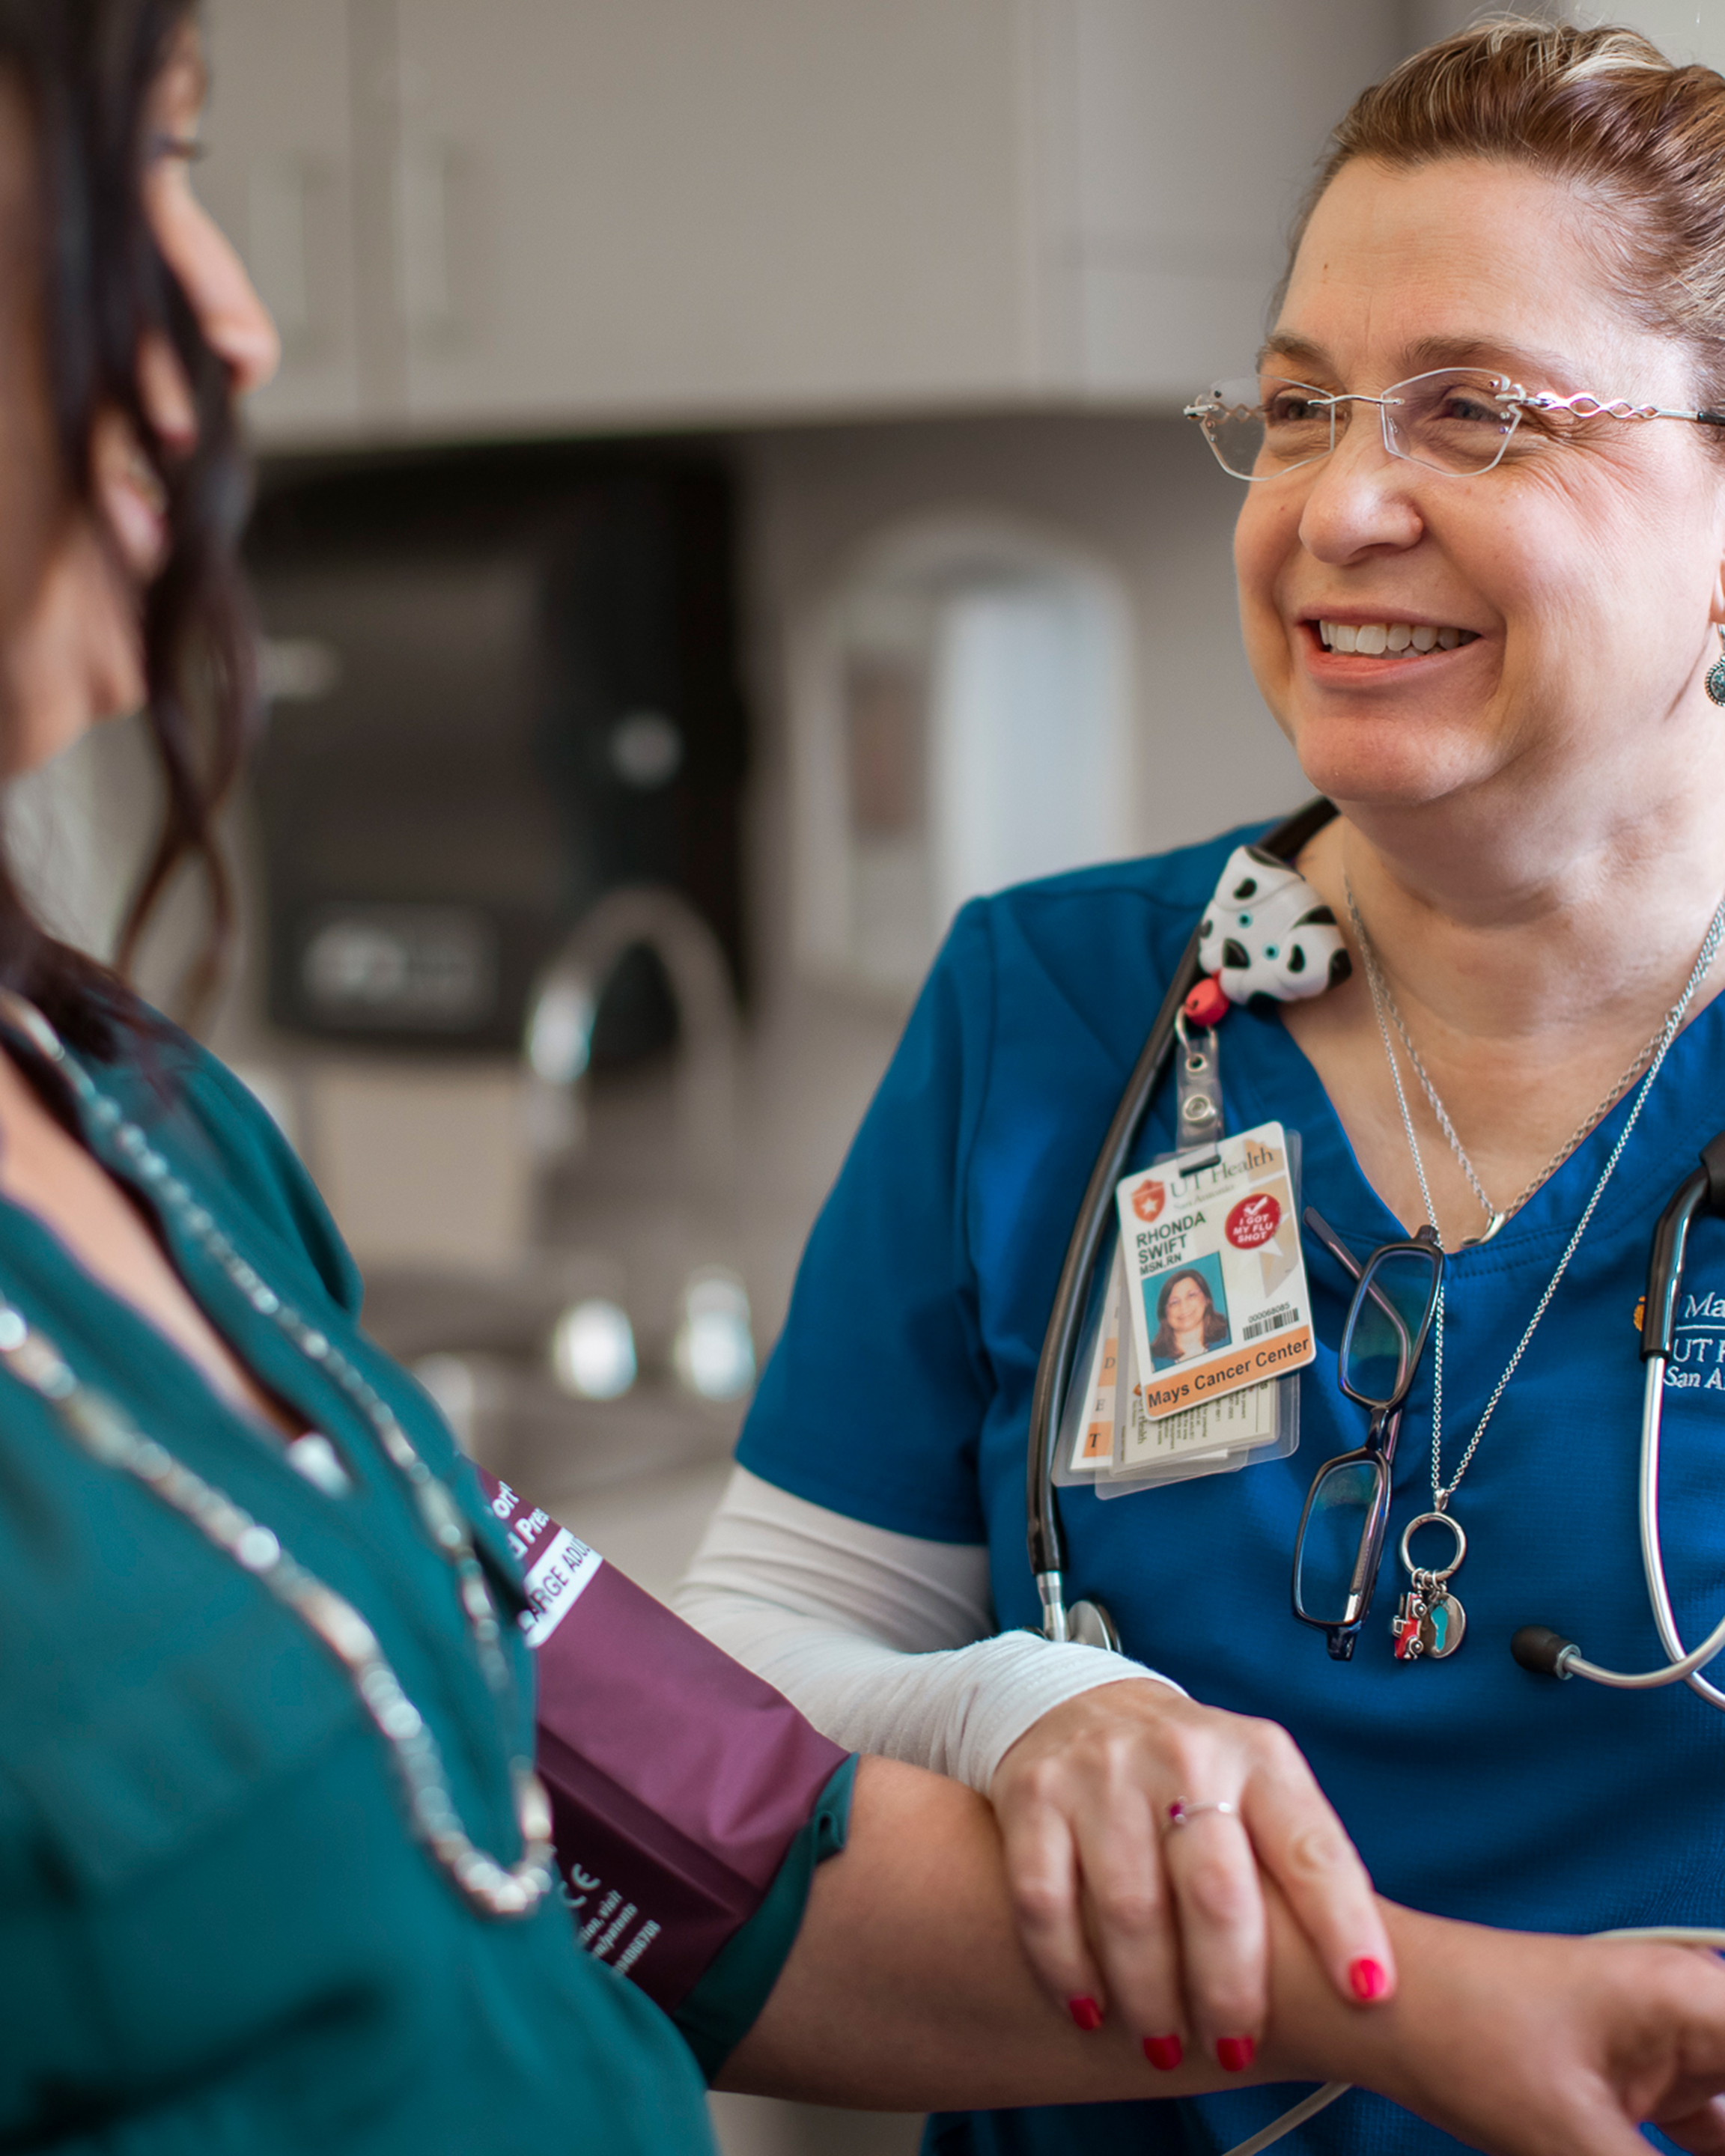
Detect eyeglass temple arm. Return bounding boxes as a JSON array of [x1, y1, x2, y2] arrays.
[[1302, 1204, 1416, 1378], [1512, 390, 1725, 426], [1303, 1205, 1358, 1278]]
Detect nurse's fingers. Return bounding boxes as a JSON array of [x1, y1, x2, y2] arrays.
[[993, 1785, 1112, 2032], [1159, 1803, 1268, 2062], [1239, 1729, 1396, 2010], [1066, 1776, 1187, 2062], [1659, 2098, 1725, 2156]]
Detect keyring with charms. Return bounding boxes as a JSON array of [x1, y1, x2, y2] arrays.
[[1391, 1511, 1467, 1661]]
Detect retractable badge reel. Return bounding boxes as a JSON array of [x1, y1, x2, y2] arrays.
[[1173, 1005, 1226, 1155]]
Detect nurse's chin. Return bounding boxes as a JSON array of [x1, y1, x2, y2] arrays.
[[1283, 723, 1497, 817]]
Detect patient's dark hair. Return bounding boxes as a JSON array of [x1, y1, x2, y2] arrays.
[[0, 0, 252, 1054]]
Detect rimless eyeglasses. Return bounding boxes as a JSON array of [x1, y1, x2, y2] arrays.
[[1184, 366, 1725, 481]]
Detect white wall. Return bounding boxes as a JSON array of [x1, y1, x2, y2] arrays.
[[1614, 0, 1725, 64], [736, 409, 1306, 1020]]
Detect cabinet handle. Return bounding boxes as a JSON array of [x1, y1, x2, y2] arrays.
[[397, 139, 463, 344]]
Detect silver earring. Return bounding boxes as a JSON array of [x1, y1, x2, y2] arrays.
[[1709, 627, 1725, 707]]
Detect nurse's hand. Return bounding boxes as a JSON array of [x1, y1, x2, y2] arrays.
[[988, 1677, 1393, 2063]]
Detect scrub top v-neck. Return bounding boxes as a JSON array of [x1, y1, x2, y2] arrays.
[[737, 819, 1725, 2156], [0, 1024, 722, 2154]]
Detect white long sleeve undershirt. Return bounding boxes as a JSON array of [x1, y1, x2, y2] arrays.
[[673, 1466, 1180, 1794]]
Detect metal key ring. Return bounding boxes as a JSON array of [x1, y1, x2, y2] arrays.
[[1399, 1511, 1467, 1584]]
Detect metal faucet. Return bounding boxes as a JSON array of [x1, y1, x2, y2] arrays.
[[521, 884, 738, 1208]]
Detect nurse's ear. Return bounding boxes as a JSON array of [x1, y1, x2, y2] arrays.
[[1706, 567, 1725, 706]]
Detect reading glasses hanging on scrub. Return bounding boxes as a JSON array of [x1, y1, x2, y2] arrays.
[[1183, 368, 1725, 481], [1292, 1222, 1443, 1661]]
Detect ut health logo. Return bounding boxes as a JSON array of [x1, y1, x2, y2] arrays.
[[1131, 1178, 1166, 1225]]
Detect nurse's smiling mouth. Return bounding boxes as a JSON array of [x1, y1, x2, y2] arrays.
[[1298, 615, 1484, 672]]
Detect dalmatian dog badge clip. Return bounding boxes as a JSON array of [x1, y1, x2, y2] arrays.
[[1195, 844, 1351, 1012], [1171, 845, 1351, 1148]]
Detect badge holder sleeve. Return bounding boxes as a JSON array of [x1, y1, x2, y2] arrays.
[[1096, 1318, 1298, 1497], [1052, 1220, 1128, 1487]]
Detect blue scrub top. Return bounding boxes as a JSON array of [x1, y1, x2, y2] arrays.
[[738, 820, 1725, 2156]]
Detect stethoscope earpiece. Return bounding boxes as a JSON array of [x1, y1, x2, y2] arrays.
[[1510, 1624, 1577, 1678]]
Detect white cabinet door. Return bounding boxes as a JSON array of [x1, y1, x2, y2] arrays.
[[391, 0, 1033, 431], [198, 0, 364, 439], [1022, 0, 1405, 401], [195, 0, 1408, 442]]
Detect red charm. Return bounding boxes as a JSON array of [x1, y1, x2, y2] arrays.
[[1183, 974, 1231, 1029]]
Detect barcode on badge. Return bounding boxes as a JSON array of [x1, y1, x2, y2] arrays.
[[1243, 1305, 1297, 1342]]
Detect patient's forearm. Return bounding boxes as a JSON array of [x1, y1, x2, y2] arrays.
[[721, 1755, 1335, 2107], [721, 1758, 1725, 2156]]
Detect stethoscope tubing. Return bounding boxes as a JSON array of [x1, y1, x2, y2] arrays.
[[1530, 1151, 1725, 1696], [1555, 1355, 1725, 1693], [1028, 913, 1204, 1634], [1028, 797, 1339, 1639]]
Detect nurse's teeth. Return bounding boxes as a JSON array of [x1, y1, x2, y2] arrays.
[[1315, 620, 1473, 655]]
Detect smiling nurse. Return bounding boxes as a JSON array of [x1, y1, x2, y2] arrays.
[[680, 21, 1725, 2156]]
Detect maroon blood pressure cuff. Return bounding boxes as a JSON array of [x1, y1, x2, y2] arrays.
[[475, 1467, 851, 2056]]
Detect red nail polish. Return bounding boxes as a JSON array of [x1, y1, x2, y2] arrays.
[[1068, 1996, 1104, 2032], [1217, 2035, 1256, 2072], [1349, 1956, 1389, 2003], [1143, 2033, 1184, 2071]]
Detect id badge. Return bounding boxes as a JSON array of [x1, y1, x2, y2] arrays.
[[1055, 1242, 1299, 1497], [1115, 1121, 1315, 1420]]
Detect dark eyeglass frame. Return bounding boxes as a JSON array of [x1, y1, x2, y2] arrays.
[[1291, 1207, 1444, 1662]]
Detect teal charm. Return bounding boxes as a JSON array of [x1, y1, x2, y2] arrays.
[[1393, 1510, 1468, 1663]]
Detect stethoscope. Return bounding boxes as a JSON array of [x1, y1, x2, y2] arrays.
[[1513, 1126, 1725, 1707], [1028, 797, 1725, 1713], [1028, 797, 1333, 1651]]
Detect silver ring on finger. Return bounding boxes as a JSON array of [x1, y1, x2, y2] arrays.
[[1163, 1797, 1238, 1834]]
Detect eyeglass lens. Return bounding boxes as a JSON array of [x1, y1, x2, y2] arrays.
[[1338, 1244, 1443, 1409], [1195, 369, 1517, 480], [1292, 1452, 1389, 1627]]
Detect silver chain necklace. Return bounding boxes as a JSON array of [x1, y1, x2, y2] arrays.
[[1345, 887, 1680, 1240], [1339, 880, 1725, 1657], [0, 992, 555, 1919]]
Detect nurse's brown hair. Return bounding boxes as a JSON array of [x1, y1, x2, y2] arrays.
[[1291, 18, 1725, 421]]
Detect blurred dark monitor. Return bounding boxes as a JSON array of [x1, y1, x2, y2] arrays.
[[245, 443, 748, 1062]]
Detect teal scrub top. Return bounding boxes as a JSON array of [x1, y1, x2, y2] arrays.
[[0, 1017, 823, 2153]]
